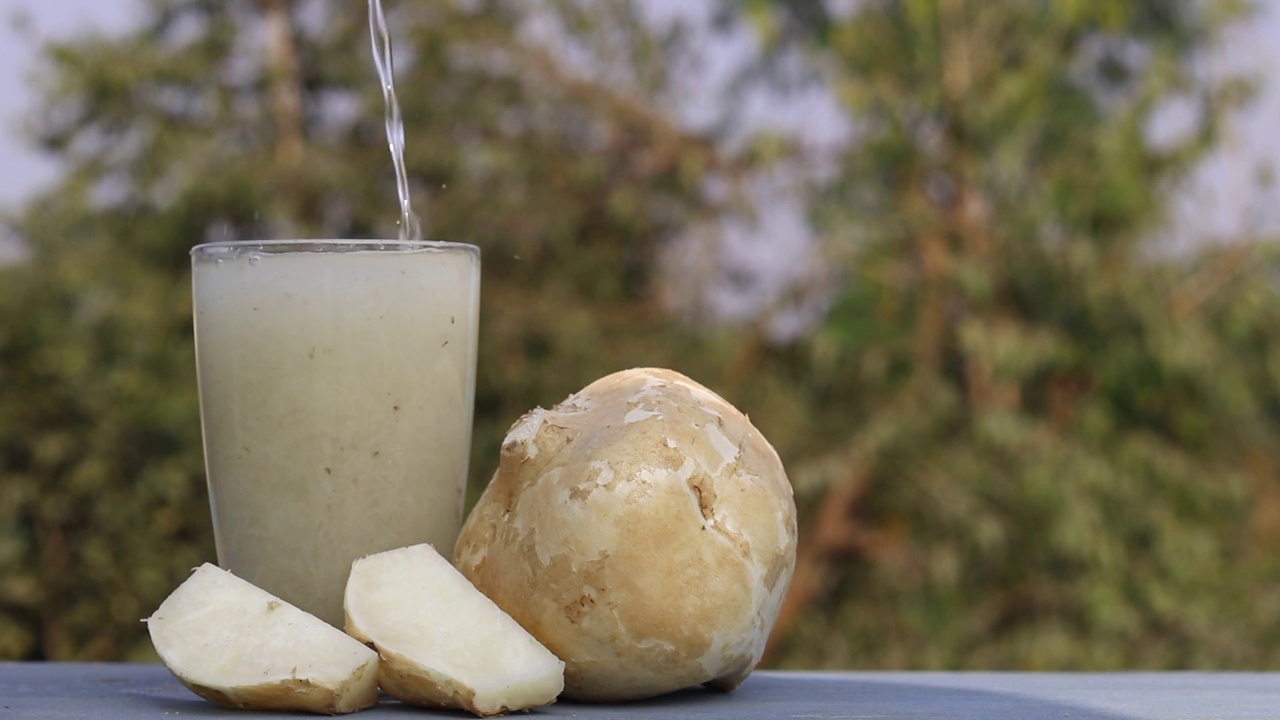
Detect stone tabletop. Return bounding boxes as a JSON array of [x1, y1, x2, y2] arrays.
[[1, 662, 1277, 719]]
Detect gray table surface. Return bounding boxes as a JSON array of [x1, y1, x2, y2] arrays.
[[0, 662, 1276, 719]]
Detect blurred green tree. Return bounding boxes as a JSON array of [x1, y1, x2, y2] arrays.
[[726, 0, 1280, 668]]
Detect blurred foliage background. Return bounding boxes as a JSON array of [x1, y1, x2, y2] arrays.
[[4, 0, 1280, 669]]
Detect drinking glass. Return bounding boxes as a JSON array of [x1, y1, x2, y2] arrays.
[[191, 240, 480, 626]]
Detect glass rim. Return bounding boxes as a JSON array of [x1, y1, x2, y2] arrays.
[[190, 239, 479, 257]]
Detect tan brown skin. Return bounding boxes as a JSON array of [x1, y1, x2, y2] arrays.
[[455, 368, 797, 702], [357, 650, 540, 717], [178, 675, 377, 716], [366, 647, 476, 713], [344, 621, 535, 718]]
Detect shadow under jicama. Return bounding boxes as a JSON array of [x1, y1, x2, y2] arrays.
[[548, 671, 1135, 720]]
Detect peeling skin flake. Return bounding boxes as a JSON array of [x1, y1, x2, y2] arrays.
[[561, 396, 593, 412], [636, 375, 667, 395], [703, 423, 740, 472], [672, 379, 725, 418], [506, 408, 547, 458], [674, 457, 697, 483], [590, 461, 615, 487], [624, 406, 660, 424]]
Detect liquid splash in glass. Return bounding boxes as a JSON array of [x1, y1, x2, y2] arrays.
[[368, 0, 423, 241]]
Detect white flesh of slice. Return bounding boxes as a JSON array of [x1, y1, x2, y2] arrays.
[[146, 563, 379, 715], [344, 543, 565, 717]]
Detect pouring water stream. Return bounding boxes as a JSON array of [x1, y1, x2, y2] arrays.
[[368, 0, 423, 242]]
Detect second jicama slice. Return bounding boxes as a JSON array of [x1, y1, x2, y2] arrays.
[[344, 543, 564, 717]]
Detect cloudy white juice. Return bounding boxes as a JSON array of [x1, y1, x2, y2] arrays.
[[191, 241, 479, 626]]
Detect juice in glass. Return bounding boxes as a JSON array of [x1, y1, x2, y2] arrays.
[[191, 240, 479, 626]]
